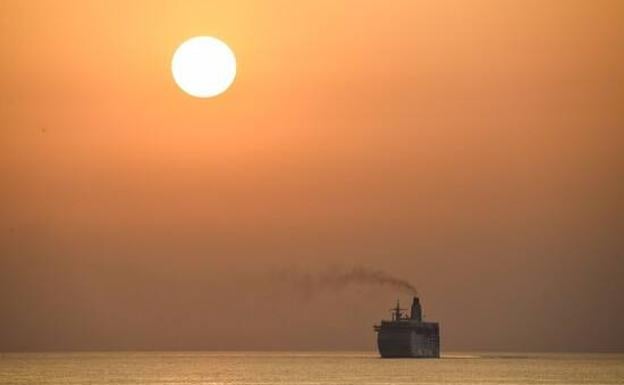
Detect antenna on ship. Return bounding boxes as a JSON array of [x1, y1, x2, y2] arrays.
[[390, 298, 406, 320]]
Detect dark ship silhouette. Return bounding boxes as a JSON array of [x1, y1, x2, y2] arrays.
[[374, 297, 440, 358]]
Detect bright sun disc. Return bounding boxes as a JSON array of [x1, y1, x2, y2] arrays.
[[171, 36, 237, 98]]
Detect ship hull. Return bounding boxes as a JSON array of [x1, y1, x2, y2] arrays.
[[376, 322, 440, 358]]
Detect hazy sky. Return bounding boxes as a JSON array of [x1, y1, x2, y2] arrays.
[[1, 0, 623, 352]]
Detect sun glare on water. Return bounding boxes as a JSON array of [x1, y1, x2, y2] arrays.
[[171, 36, 237, 98]]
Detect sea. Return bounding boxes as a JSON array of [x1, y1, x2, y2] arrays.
[[0, 351, 622, 385]]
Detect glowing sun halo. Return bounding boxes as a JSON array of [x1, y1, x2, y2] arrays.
[[171, 36, 237, 98]]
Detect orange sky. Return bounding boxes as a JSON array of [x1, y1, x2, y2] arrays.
[[1, 0, 623, 351]]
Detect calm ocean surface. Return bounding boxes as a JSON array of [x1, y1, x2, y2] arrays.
[[1, 352, 622, 385]]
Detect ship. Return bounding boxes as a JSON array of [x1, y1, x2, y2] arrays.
[[373, 297, 440, 358]]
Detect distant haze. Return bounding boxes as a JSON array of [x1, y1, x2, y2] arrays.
[[1, 0, 623, 352]]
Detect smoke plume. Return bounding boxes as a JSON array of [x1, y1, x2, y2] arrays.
[[273, 266, 418, 296]]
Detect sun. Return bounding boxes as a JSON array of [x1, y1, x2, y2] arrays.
[[171, 36, 237, 98]]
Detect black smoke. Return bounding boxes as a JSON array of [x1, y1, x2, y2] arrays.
[[272, 266, 417, 296]]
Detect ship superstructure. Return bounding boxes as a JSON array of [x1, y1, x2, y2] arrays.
[[373, 297, 440, 358]]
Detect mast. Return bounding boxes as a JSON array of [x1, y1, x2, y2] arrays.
[[390, 298, 406, 320]]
